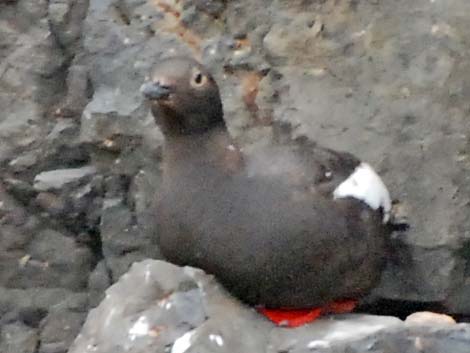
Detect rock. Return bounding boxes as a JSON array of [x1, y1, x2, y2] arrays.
[[0, 187, 92, 292], [35, 192, 68, 215], [0, 0, 69, 164], [41, 118, 90, 171], [39, 311, 86, 353], [60, 64, 90, 118], [87, 261, 112, 308], [0, 287, 88, 325], [0, 288, 87, 353], [405, 311, 457, 326], [68, 260, 470, 353], [24, 229, 95, 290], [1, 225, 95, 290], [8, 151, 40, 172], [100, 198, 141, 256], [4, 178, 37, 204], [97, 172, 161, 282], [0, 2, 95, 353], [192, 0, 226, 18], [33, 167, 97, 192], [263, 14, 325, 61], [0, 323, 39, 353], [67, 260, 272, 353]]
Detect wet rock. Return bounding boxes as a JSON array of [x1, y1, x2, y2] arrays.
[[68, 260, 470, 353]]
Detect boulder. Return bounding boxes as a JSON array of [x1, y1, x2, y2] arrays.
[[68, 260, 470, 353]]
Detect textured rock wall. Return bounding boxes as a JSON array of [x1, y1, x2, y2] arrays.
[[1, 0, 470, 352]]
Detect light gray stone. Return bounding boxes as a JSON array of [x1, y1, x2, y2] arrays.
[[68, 260, 470, 353], [34, 167, 96, 192]]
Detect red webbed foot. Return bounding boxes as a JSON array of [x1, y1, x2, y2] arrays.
[[257, 307, 322, 328], [257, 299, 358, 328], [323, 299, 358, 315]]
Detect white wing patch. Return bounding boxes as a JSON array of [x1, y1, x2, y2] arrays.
[[209, 334, 224, 347], [171, 330, 196, 353], [333, 162, 391, 223], [128, 316, 149, 341]]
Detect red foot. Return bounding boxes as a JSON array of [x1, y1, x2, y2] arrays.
[[324, 299, 358, 315], [257, 299, 358, 328], [258, 307, 322, 328]]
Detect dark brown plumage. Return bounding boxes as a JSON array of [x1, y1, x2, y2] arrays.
[[141, 57, 390, 308]]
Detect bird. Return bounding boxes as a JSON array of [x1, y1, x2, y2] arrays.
[[141, 56, 397, 327]]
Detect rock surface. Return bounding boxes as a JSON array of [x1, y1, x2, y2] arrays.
[[2, 0, 470, 351], [68, 260, 470, 353]]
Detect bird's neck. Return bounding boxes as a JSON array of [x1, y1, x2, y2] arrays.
[[162, 126, 243, 181]]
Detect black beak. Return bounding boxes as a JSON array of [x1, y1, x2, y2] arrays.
[[140, 81, 172, 100]]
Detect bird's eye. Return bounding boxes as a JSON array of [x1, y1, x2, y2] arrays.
[[191, 70, 207, 87]]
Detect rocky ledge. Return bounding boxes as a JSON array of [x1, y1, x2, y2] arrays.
[[68, 260, 470, 353]]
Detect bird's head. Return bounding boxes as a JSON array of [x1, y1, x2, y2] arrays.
[[141, 57, 225, 137]]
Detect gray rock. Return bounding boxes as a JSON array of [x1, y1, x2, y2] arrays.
[[0, 323, 39, 353], [68, 260, 270, 353], [99, 191, 158, 280], [100, 198, 148, 255], [0, 221, 95, 290], [60, 64, 90, 118], [47, 119, 78, 141], [39, 311, 86, 353], [8, 151, 40, 172], [0, 287, 88, 325], [0, 186, 93, 292], [34, 167, 97, 192], [24, 229, 94, 290], [68, 260, 470, 353], [88, 261, 112, 308], [0, 2, 95, 353], [3, 178, 36, 204]]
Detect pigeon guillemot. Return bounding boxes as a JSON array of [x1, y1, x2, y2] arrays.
[[141, 57, 394, 327]]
